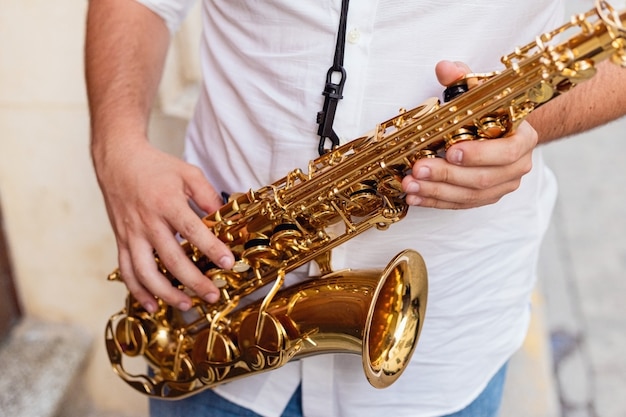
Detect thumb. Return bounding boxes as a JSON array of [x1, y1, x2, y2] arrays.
[[435, 60, 472, 87]]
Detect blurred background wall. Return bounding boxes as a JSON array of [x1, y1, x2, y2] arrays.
[[0, 1, 201, 415]]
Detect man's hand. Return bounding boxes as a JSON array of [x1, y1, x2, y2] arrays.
[[402, 60, 538, 209], [94, 139, 234, 313], [86, 0, 234, 313]]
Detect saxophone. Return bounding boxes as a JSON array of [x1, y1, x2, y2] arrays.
[[105, 0, 626, 399]]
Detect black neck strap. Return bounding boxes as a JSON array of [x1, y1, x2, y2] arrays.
[[316, 0, 350, 156]]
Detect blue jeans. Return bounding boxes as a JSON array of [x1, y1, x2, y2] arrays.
[[150, 386, 302, 417], [442, 363, 508, 417], [150, 364, 507, 417]]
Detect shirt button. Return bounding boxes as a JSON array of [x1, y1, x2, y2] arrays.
[[347, 28, 361, 44]]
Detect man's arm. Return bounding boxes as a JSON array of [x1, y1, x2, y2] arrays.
[[86, 0, 234, 313], [528, 60, 626, 143], [85, 0, 168, 146]]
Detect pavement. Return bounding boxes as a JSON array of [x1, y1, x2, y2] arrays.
[[542, 114, 626, 417], [498, 2, 626, 415], [499, 106, 626, 416]]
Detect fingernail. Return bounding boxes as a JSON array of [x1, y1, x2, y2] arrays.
[[205, 292, 220, 304], [449, 149, 463, 164], [415, 166, 431, 180], [218, 256, 233, 269], [178, 301, 191, 311], [144, 302, 157, 314], [453, 61, 468, 72], [405, 181, 419, 193], [406, 195, 423, 206]]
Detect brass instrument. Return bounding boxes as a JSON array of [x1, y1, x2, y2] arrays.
[[105, 0, 626, 399]]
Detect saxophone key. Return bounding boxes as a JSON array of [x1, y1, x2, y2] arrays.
[[444, 127, 479, 149], [376, 175, 404, 198], [347, 181, 382, 216], [476, 115, 508, 139], [416, 150, 437, 159], [232, 260, 251, 273], [192, 328, 237, 364], [206, 268, 243, 289], [443, 80, 469, 102], [241, 234, 283, 270], [270, 223, 304, 254]]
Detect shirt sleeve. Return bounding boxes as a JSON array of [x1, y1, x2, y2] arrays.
[[134, 0, 197, 34]]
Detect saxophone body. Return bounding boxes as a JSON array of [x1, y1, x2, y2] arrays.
[[105, 1, 626, 399]]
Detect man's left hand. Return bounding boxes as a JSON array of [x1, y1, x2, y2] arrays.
[[401, 60, 538, 209]]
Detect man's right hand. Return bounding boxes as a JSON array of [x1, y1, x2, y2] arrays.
[[93, 138, 234, 313], [85, 0, 233, 313]]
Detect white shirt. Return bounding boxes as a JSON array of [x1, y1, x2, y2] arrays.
[[137, 1, 563, 416]]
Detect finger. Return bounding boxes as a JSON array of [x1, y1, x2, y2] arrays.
[[118, 247, 159, 314], [179, 169, 235, 269], [147, 223, 224, 307], [406, 182, 519, 209], [168, 198, 235, 271], [444, 121, 538, 167], [184, 165, 224, 214], [128, 234, 200, 311], [405, 177, 522, 209], [407, 152, 531, 190], [435, 60, 472, 87]]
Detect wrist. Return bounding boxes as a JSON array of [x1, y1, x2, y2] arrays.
[[90, 127, 150, 175]]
